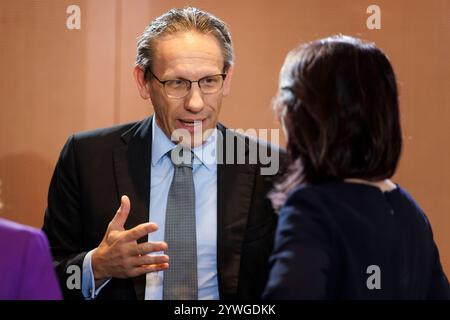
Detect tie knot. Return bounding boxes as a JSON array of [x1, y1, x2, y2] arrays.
[[170, 147, 194, 168]]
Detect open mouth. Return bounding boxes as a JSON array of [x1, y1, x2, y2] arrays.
[[175, 118, 209, 145], [178, 119, 203, 127]]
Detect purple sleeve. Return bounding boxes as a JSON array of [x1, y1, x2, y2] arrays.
[[17, 229, 63, 300]]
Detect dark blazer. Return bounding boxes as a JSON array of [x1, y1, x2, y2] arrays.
[[263, 181, 450, 300], [43, 116, 285, 300], [0, 218, 62, 300]]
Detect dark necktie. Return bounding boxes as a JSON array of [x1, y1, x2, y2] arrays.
[[163, 147, 198, 300]]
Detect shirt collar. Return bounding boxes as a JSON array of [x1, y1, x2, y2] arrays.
[[151, 116, 217, 170]]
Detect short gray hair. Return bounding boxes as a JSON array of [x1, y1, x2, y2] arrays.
[[136, 7, 234, 79]]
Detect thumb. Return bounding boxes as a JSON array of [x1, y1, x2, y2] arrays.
[[110, 195, 131, 229]]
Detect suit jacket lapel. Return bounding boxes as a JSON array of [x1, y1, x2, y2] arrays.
[[113, 116, 153, 300], [217, 124, 257, 299], [112, 119, 256, 300]]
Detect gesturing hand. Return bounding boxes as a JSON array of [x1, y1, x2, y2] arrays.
[[92, 195, 169, 283]]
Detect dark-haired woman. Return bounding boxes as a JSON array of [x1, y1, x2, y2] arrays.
[[263, 35, 449, 299]]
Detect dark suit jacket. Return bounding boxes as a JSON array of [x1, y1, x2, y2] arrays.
[[43, 116, 286, 300], [263, 181, 450, 300], [0, 218, 62, 300]]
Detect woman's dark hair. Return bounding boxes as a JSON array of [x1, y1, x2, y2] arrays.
[[271, 35, 402, 210]]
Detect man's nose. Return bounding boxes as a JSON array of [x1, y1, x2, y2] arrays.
[[184, 83, 205, 113]]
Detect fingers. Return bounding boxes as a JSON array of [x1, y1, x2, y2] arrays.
[[129, 241, 168, 256], [130, 253, 169, 267], [127, 263, 169, 278], [110, 195, 131, 229], [122, 222, 158, 242]]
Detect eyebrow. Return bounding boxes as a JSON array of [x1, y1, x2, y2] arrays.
[[167, 74, 219, 81], [164, 68, 222, 80]]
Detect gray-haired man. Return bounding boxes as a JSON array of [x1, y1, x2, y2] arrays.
[[43, 7, 285, 300]]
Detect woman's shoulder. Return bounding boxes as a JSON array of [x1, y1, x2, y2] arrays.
[[0, 218, 45, 241], [283, 181, 431, 228], [387, 185, 432, 227], [280, 183, 339, 223], [276, 184, 339, 246], [283, 181, 354, 209]]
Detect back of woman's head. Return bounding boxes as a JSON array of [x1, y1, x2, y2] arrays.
[[272, 35, 402, 208]]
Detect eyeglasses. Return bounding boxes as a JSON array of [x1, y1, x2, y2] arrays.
[[148, 70, 227, 99]]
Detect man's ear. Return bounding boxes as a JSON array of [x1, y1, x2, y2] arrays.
[[134, 66, 151, 99], [222, 65, 234, 97]]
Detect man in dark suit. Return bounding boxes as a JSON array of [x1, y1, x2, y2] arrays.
[[43, 7, 284, 300]]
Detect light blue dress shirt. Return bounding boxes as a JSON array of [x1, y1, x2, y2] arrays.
[[82, 117, 219, 300]]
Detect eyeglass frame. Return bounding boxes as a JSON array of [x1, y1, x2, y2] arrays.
[[146, 70, 227, 99]]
